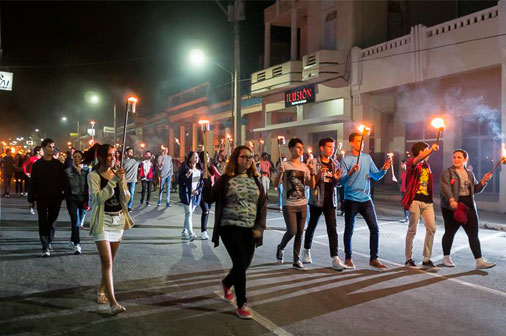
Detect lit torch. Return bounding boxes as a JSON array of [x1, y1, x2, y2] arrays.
[[198, 119, 211, 176], [277, 136, 286, 165], [387, 152, 398, 182], [489, 143, 506, 175], [430, 117, 446, 146], [356, 124, 371, 165], [120, 96, 138, 168]]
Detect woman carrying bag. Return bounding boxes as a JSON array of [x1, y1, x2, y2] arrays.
[[440, 149, 495, 269], [203, 146, 266, 320]]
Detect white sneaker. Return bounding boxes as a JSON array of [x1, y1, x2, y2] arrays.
[[189, 234, 197, 242], [181, 232, 190, 240], [42, 249, 50, 257], [200, 231, 209, 240], [476, 258, 496, 269], [74, 244, 82, 255], [443, 256, 455, 267], [292, 261, 307, 271], [30, 208, 36, 215], [302, 249, 312, 264], [331, 256, 346, 271]]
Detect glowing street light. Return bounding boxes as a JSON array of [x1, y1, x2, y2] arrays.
[[189, 49, 207, 67], [61, 116, 68, 122]]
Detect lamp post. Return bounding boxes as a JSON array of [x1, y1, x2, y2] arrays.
[[189, 49, 242, 145], [90, 121, 96, 144]]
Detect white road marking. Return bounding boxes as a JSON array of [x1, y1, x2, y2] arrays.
[[267, 217, 284, 221]]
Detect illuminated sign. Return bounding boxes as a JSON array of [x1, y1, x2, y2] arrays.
[[285, 84, 315, 107], [0, 71, 13, 91]]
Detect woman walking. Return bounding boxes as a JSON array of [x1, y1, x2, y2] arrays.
[[203, 146, 266, 319], [440, 149, 495, 269], [274, 138, 315, 270], [198, 151, 221, 240], [64, 150, 89, 255], [13, 153, 25, 196], [83, 144, 134, 315], [178, 151, 203, 241]]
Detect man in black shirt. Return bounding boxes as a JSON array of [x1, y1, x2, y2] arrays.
[[302, 138, 346, 271], [28, 138, 68, 257]]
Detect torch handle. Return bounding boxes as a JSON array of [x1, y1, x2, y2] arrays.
[[120, 101, 130, 169], [489, 160, 502, 175], [435, 129, 442, 146], [278, 144, 282, 166], [356, 136, 364, 165], [202, 130, 209, 176]]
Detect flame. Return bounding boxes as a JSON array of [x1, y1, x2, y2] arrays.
[[502, 143, 506, 158], [308, 147, 312, 154], [387, 152, 394, 157], [260, 139, 265, 144], [340, 150, 345, 155], [174, 137, 180, 145], [357, 124, 371, 135], [140, 143, 145, 148], [127, 96, 138, 103], [430, 117, 446, 129], [248, 141, 253, 147]]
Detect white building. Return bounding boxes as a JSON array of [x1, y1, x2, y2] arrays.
[[251, 0, 506, 212]]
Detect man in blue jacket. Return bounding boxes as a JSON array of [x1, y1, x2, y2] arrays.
[[340, 132, 391, 270]]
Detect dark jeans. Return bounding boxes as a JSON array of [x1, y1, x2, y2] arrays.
[[304, 205, 338, 257], [441, 195, 482, 259], [37, 199, 62, 250], [3, 173, 12, 195], [200, 201, 211, 232], [140, 180, 152, 204], [220, 225, 255, 308], [279, 205, 307, 263], [66, 199, 85, 245], [14, 172, 25, 194], [343, 199, 379, 260]]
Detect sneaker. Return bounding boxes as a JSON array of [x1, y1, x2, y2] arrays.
[[476, 258, 496, 270], [128, 208, 132, 213], [369, 259, 388, 270], [236, 304, 252, 319], [146, 203, 150, 206], [443, 256, 455, 267], [42, 249, 50, 257], [276, 245, 284, 263], [68, 242, 75, 249], [404, 259, 418, 269], [157, 201, 161, 206], [331, 256, 345, 271], [166, 203, 171, 207], [181, 232, 190, 240], [302, 249, 312, 264], [292, 261, 307, 271], [344, 258, 355, 269], [189, 234, 197, 242], [30, 208, 36, 215], [201, 231, 209, 240], [74, 244, 82, 255], [48, 243, 54, 251], [221, 280, 234, 301], [421, 260, 440, 271]]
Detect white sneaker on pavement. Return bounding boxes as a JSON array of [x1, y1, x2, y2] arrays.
[[74, 244, 82, 255], [476, 258, 495, 269], [442, 255, 455, 267], [42, 249, 50, 257], [181, 231, 190, 240], [331, 256, 345, 271], [302, 248, 312, 264], [200, 231, 209, 240], [30, 208, 36, 215]]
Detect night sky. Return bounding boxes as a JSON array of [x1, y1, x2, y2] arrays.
[[0, 1, 272, 143]]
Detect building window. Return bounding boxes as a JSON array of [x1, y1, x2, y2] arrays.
[[323, 10, 337, 50]]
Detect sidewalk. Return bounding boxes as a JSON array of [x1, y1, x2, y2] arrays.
[[265, 187, 506, 232]]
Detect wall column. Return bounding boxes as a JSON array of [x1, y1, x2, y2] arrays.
[[168, 127, 174, 157], [264, 22, 271, 67], [179, 125, 185, 161], [290, 1, 298, 61]]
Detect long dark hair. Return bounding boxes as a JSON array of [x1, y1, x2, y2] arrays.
[[185, 151, 198, 168], [198, 151, 216, 172], [82, 143, 114, 170], [224, 146, 259, 177]]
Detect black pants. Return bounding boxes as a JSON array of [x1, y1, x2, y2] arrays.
[[141, 180, 152, 204], [441, 195, 481, 259], [14, 172, 25, 194], [304, 204, 338, 258], [37, 199, 62, 250], [220, 225, 255, 308], [3, 173, 12, 195], [200, 201, 211, 232], [279, 205, 307, 263], [66, 199, 85, 245]]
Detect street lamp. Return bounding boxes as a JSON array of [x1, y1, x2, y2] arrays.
[[90, 120, 96, 143], [188, 49, 241, 145]]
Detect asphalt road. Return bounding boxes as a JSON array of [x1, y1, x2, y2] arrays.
[[1, 192, 505, 336]]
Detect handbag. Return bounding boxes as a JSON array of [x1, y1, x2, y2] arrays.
[[453, 201, 469, 224]]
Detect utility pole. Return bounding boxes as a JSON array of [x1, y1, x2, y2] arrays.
[[0, 4, 3, 64], [228, 0, 244, 145]]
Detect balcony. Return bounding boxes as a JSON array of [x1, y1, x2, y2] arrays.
[[302, 49, 348, 82], [250, 60, 302, 96]]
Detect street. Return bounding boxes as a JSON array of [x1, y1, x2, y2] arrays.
[[1, 192, 506, 336]]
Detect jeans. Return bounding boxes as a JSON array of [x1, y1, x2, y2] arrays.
[[441, 195, 482, 259], [279, 205, 307, 263], [140, 180, 152, 204], [158, 176, 172, 205], [200, 201, 211, 232], [405, 200, 436, 260], [278, 183, 283, 209], [343, 199, 379, 260], [37, 199, 62, 250], [220, 225, 255, 308], [15, 172, 25, 194], [261, 176, 270, 195], [304, 205, 338, 258], [183, 196, 197, 235], [66, 199, 85, 245], [127, 182, 136, 209], [3, 173, 12, 195]]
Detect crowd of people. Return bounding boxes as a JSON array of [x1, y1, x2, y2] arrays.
[[0, 131, 502, 319]]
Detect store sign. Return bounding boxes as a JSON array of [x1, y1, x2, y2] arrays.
[[0, 71, 13, 91], [284, 84, 315, 107], [103, 126, 115, 134]]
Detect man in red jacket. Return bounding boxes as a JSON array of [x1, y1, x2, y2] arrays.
[[139, 151, 154, 206]]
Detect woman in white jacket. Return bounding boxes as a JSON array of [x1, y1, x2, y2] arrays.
[[83, 144, 134, 315]]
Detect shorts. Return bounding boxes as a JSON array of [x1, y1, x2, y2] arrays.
[[93, 212, 125, 242]]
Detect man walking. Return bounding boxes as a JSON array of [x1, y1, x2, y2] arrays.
[[258, 152, 273, 198], [340, 132, 391, 270], [0, 149, 15, 198], [157, 146, 173, 207], [302, 138, 346, 271], [123, 147, 139, 212], [28, 139, 68, 257], [139, 151, 154, 206]]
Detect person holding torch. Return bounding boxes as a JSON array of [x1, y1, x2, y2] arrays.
[[339, 130, 391, 270]]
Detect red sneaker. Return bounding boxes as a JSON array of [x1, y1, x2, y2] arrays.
[[221, 280, 234, 301], [236, 304, 252, 319]]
